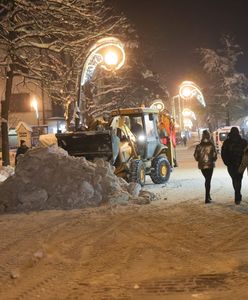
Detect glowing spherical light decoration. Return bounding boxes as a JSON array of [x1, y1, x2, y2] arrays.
[[179, 81, 206, 106], [80, 37, 125, 86], [182, 108, 196, 120], [180, 87, 192, 99], [156, 103, 163, 110], [150, 100, 165, 112], [104, 51, 119, 66]]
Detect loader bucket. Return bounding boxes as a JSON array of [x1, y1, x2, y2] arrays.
[[56, 130, 113, 161]]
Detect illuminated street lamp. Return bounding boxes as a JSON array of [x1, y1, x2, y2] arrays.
[[172, 81, 205, 131], [179, 81, 206, 107], [182, 108, 196, 131], [31, 97, 39, 126], [182, 108, 196, 120], [150, 99, 165, 112], [80, 39, 125, 86], [74, 37, 125, 128], [180, 87, 192, 99], [103, 50, 119, 67]]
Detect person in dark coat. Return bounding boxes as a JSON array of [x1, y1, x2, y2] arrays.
[[221, 127, 247, 205], [194, 130, 218, 203], [182, 135, 187, 146], [15, 140, 29, 165]]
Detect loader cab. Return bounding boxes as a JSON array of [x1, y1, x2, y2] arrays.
[[143, 112, 160, 158], [110, 108, 161, 160]]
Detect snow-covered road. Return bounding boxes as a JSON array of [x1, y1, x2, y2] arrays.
[[1, 146, 248, 299], [145, 145, 248, 207]]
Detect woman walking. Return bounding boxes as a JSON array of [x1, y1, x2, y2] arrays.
[[194, 130, 217, 204], [221, 127, 247, 204]]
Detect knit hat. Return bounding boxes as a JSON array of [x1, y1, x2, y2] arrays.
[[202, 130, 210, 140], [230, 127, 239, 136]]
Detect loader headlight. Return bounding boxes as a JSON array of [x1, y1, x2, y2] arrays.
[[138, 135, 146, 142]]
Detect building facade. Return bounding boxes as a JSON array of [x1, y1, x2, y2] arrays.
[[0, 76, 53, 129]]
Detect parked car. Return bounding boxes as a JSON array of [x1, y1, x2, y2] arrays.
[[212, 126, 241, 152]]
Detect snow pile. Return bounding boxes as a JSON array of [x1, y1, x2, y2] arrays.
[[0, 146, 152, 213], [0, 166, 15, 183]]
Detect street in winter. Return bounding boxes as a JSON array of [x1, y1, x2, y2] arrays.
[[1, 0, 248, 299], [1, 145, 248, 299]]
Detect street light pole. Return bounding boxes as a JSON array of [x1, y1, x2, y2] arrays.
[[74, 37, 125, 130], [41, 77, 45, 125], [178, 95, 183, 130], [172, 95, 182, 131], [172, 81, 206, 133]]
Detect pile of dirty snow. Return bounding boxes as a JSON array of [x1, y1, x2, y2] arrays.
[[0, 166, 14, 183], [0, 146, 153, 213]]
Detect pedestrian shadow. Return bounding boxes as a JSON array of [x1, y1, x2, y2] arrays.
[[230, 203, 248, 214], [212, 200, 248, 215]]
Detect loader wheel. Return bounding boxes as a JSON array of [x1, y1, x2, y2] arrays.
[[150, 156, 171, 184], [129, 159, 146, 186]]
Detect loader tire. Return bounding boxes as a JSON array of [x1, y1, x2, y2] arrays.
[[129, 159, 146, 186], [150, 156, 171, 184]]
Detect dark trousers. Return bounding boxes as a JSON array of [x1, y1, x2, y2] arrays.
[[227, 166, 243, 203], [201, 168, 213, 200]]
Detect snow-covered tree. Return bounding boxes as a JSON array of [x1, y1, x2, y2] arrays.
[[0, 0, 127, 165], [87, 44, 169, 117], [199, 36, 248, 126]]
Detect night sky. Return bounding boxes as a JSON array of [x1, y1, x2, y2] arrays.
[[110, 0, 248, 94]]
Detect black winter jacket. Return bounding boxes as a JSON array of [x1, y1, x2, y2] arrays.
[[221, 134, 247, 168], [15, 145, 29, 165], [194, 139, 217, 169]]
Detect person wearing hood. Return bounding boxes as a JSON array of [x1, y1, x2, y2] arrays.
[[221, 127, 247, 205], [194, 130, 217, 204], [15, 140, 29, 165]]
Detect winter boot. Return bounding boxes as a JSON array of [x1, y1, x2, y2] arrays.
[[205, 193, 211, 204], [235, 194, 242, 205]]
